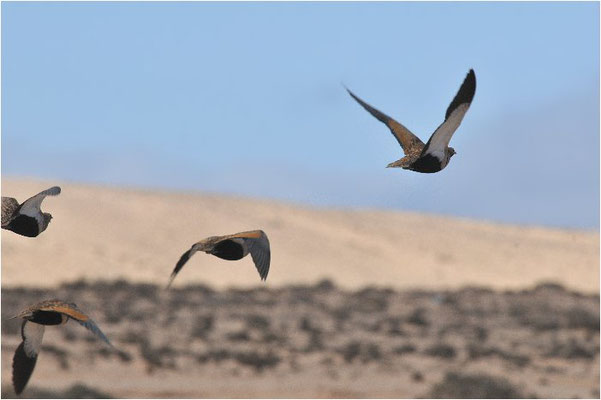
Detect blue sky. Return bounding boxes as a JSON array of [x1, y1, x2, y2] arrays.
[[2, 2, 599, 229]]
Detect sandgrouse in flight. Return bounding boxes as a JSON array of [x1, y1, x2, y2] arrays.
[[347, 69, 476, 173], [2, 186, 61, 237], [167, 230, 271, 288], [10, 299, 113, 395]]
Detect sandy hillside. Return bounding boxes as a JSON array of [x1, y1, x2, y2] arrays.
[[1, 178, 599, 292]]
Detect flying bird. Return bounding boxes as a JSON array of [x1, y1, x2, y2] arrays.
[[10, 299, 113, 395], [167, 230, 271, 288], [346, 69, 476, 173], [2, 186, 61, 237]]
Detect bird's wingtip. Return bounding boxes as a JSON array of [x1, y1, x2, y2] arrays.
[[165, 273, 176, 290], [46, 186, 61, 196]]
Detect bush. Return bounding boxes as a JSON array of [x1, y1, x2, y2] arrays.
[[246, 314, 270, 330], [467, 345, 530, 367], [338, 341, 383, 363], [545, 339, 597, 359], [233, 351, 281, 371], [425, 343, 456, 359], [226, 330, 251, 342], [1, 383, 112, 398], [566, 307, 600, 331], [393, 344, 417, 355], [191, 315, 214, 339], [428, 371, 527, 398], [407, 308, 429, 327]]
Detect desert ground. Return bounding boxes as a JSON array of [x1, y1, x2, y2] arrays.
[[1, 178, 599, 398]]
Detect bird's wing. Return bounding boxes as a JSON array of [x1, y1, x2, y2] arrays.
[[18, 186, 61, 222], [346, 87, 424, 155], [166, 244, 202, 288], [39, 301, 112, 346], [13, 321, 45, 395], [421, 69, 476, 161], [229, 230, 271, 281], [2, 197, 20, 227]]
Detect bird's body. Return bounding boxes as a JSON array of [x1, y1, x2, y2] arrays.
[[2, 186, 61, 237], [167, 230, 271, 288], [10, 299, 112, 395], [347, 69, 476, 173]]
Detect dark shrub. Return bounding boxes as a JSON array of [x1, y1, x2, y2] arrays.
[[246, 314, 270, 330], [412, 371, 424, 382], [197, 349, 232, 364], [428, 371, 527, 398], [338, 341, 383, 363], [407, 308, 429, 327], [191, 314, 214, 339], [467, 345, 530, 367], [139, 340, 177, 372], [1, 382, 112, 398], [303, 331, 324, 352], [545, 339, 597, 359], [315, 279, 336, 291], [233, 351, 281, 371], [226, 330, 251, 342], [566, 307, 600, 331], [339, 341, 361, 363], [425, 343, 456, 359], [393, 344, 417, 355]]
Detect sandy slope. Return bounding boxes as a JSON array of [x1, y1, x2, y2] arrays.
[[1, 178, 598, 292]]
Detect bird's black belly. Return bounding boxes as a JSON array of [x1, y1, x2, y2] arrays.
[[410, 154, 443, 173], [30, 311, 63, 325], [7, 215, 39, 237], [212, 240, 245, 260]]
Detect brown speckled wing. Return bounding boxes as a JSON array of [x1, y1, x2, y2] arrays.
[[2, 197, 19, 227], [346, 87, 425, 155], [38, 301, 112, 346]]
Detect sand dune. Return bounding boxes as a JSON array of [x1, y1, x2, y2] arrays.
[[1, 178, 598, 292]]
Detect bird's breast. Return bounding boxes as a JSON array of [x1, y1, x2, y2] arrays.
[[211, 239, 247, 260], [410, 154, 445, 173], [29, 311, 64, 326], [7, 215, 40, 237]]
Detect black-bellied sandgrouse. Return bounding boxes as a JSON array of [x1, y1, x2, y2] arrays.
[[10, 299, 113, 395], [346, 69, 476, 173], [167, 230, 271, 288], [2, 186, 61, 237]]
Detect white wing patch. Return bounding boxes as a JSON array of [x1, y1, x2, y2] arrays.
[[19, 186, 61, 219], [422, 103, 470, 159], [22, 322, 45, 359]]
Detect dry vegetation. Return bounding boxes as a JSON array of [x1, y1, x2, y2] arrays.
[[1, 280, 598, 398]]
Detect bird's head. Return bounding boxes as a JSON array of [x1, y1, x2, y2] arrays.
[[43, 213, 53, 224], [448, 147, 457, 158]]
